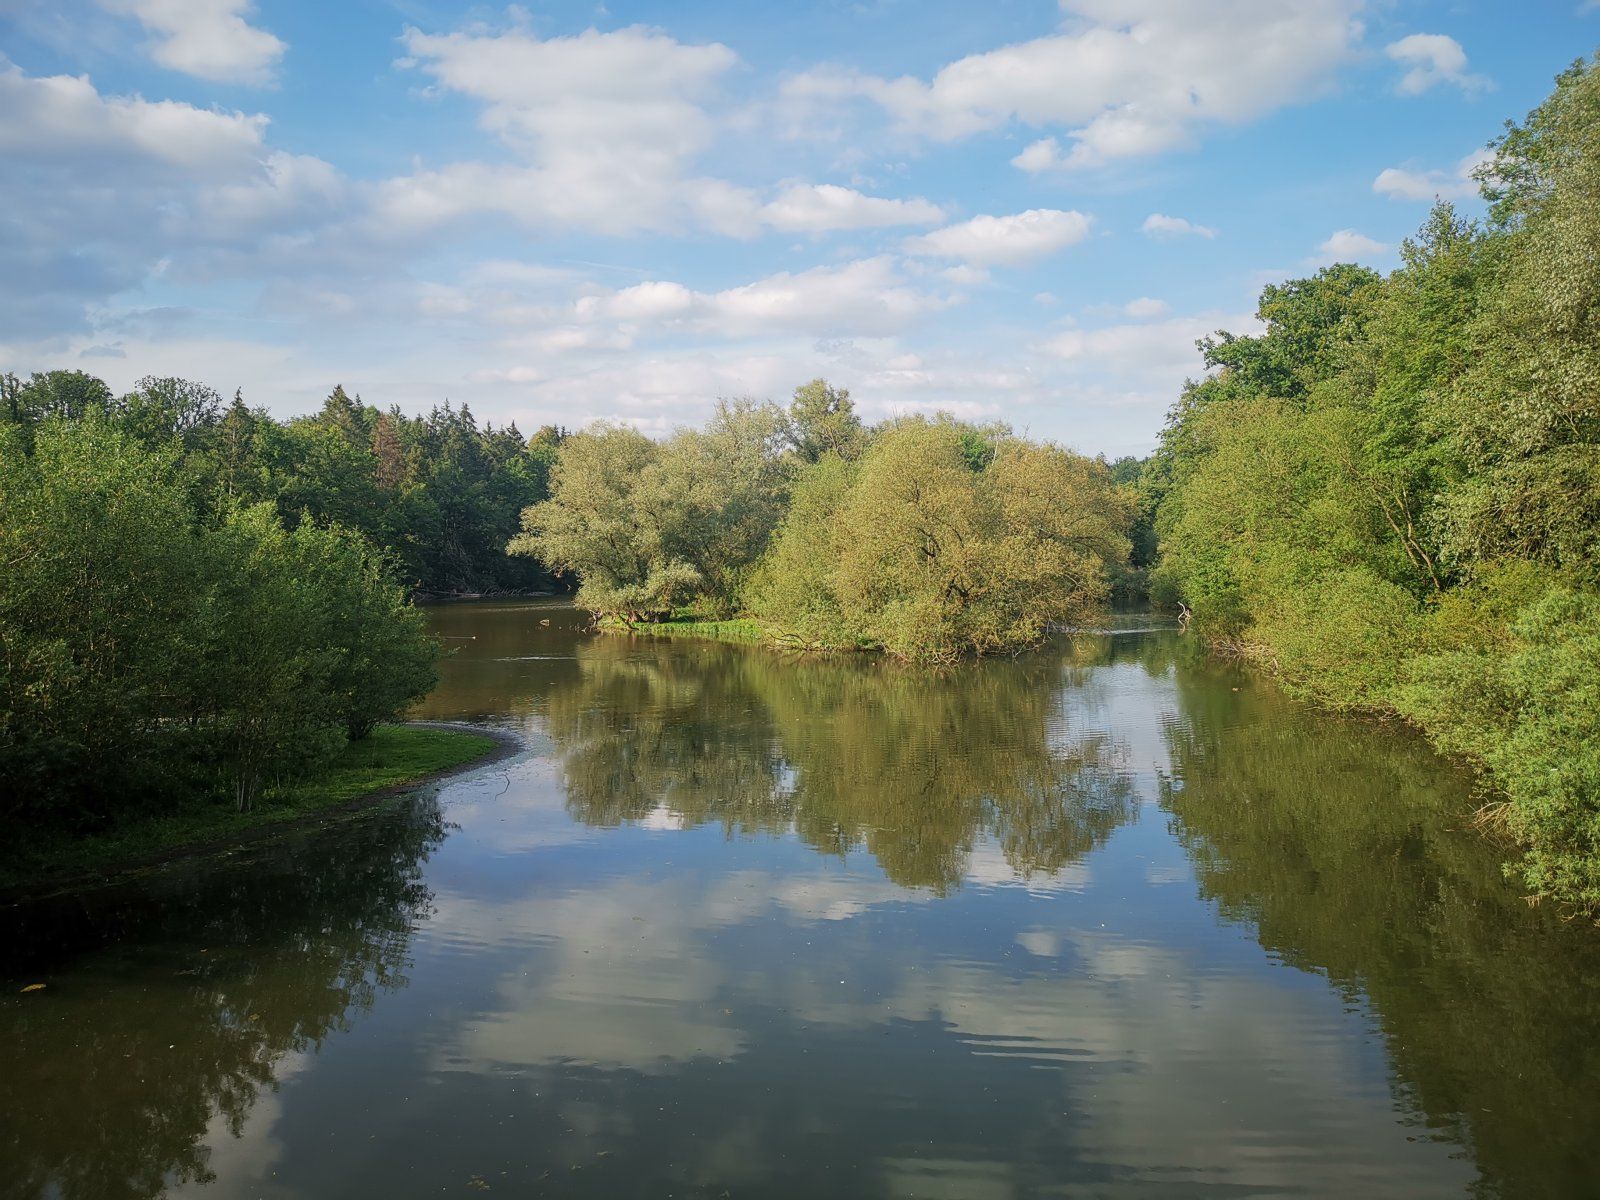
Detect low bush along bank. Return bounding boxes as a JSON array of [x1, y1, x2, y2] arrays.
[[1, 415, 458, 881]]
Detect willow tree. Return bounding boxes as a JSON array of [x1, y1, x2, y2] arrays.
[[750, 417, 1131, 661], [509, 401, 791, 622]]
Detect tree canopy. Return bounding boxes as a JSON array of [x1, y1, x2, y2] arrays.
[[1146, 55, 1600, 911], [517, 386, 1133, 662]]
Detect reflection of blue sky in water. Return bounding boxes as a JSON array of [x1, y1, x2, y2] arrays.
[[165, 751, 1471, 1198], [11, 603, 1599, 1199]]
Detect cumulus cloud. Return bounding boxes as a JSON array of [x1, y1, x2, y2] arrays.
[[1373, 148, 1491, 201], [394, 22, 738, 234], [390, 25, 942, 238], [1385, 34, 1491, 96], [784, 0, 1363, 166], [758, 184, 944, 232], [1031, 307, 1261, 440], [1011, 137, 1066, 173], [1141, 213, 1216, 239], [99, 0, 285, 85], [0, 64, 269, 170], [1123, 297, 1169, 319], [0, 63, 352, 336], [904, 209, 1093, 267], [1316, 229, 1390, 262], [1041, 313, 1237, 378], [1010, 116, 1190, 171], [574, 257, 955, 339]]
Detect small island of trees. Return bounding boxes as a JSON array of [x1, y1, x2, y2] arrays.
[[509, 382, 1135, 663]]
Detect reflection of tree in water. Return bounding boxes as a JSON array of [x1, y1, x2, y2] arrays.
[[0, 796, 447, 1200], [1159, 667, 1600, 1200], [544, 637, 1134, 892]]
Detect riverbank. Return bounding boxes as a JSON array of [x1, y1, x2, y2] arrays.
[[0, 723, 515, 900], [605, 614, 772, 646]]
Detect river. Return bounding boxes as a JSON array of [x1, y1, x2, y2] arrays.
[[3, 598, 1598, 1199]]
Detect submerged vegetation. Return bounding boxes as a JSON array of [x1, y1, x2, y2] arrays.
[[511, 381, 1133, 663], [1142, 57, 1600, 911]]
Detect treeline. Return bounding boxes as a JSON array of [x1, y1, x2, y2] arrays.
[[1140, 58, 1600, 909], [511, 381, 1133, 662], [0, 416, 438, 834], [1, 373, 564, 594]]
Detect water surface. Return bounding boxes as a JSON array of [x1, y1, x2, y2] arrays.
[[5, 599, 1599, 1199]]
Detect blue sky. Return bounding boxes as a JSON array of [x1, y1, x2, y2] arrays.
[[1, 1, 1594, 455]]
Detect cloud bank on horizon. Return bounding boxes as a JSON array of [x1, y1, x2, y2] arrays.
[[0, 0, 1587, 454]]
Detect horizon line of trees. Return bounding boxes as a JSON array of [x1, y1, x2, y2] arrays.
[[509, 379, 1137, 662], [1, 373, 566, 596], [1134, 55, 1600, 912]]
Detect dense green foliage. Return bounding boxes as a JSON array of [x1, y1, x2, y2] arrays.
[[1147, 58, 1600, 909], [509, 400, 790, 622], [515, 382, 1131, 661], [750, 417, 1130, 660], [1, 373, 563, 594], [0, 417, 440, 839]]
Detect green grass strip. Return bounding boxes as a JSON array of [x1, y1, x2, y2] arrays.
[[0, 724, 499, 890]]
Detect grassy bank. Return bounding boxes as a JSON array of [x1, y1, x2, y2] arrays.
[[604, 615, 773, 646], [0, 724, 501, 892]]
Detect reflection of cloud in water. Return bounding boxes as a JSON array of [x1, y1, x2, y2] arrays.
[[963, 838, 1092, 894], [172, 1052, 311, 1198], [417, 819, 1473, 1198], [428, 863, 940, 1075], [785, 937, 1473, 1197], [638, 802, 690, 831], [440, 877, 747, 1074]]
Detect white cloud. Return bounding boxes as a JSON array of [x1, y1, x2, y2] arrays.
[[1123, 297, 1169, 319], [389, 26, 942, 239], [785, 0, 1363, 167], [1011, 136, 1066, 173], [395, 22, 739, 235], [1316, 229, 1390, 262], [99, 0, 285, 86], [1141, 213, 1216, 239], [758, 184, 944, 233], [1041, 313, 1240, 378], [1385, 34, 1491, 96], [1027, 307, 1261, 446], [0, 64, 269, 170], [1373, 148, 1490, 201], [400, 23, 737, 153], [905, 209, 1093, 267], [937, 264, 991, 286], [1012, 126, 1185, 173], [576, 257, 954, 339], [0, 63, 352, 336]]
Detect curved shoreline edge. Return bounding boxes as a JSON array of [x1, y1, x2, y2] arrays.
[[0, 722, 525, 908]]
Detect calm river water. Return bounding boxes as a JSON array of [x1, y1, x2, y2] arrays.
[[4, 599, 1600, 1199]]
